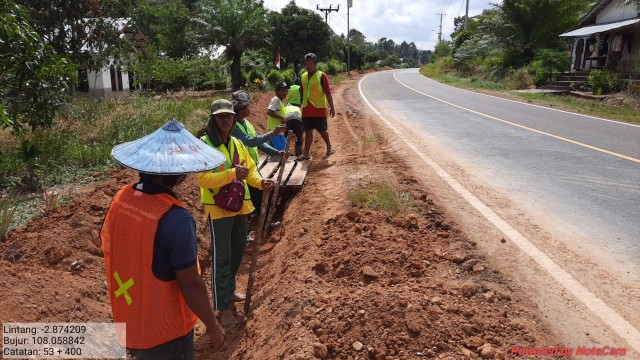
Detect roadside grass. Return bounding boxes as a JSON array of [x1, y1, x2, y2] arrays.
[[419, 64, 640, 124], [348, 182, 415, 214], [330, 74, 350, 86], [0, 94, 221, 229]]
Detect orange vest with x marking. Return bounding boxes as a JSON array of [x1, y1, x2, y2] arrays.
[[101, 184, 198, 349]]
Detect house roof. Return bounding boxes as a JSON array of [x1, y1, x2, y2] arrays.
[[561, 0, 639, 37], [560, 18, 640, 36]]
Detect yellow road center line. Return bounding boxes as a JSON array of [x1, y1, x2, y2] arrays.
[[391, 72, 640, 165], [358, 72, 640, 354]]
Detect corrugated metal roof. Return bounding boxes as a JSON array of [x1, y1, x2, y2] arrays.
[[559, 18, 640, 37]]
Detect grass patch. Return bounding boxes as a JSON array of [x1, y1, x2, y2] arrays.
[[329, 74, 349, 86], [348, 182, 414, 214]]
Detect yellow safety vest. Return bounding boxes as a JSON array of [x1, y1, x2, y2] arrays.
[[199, 135, 251, 206], [301, 71, 327, 109]]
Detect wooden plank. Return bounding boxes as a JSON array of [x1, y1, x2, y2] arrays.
[[259, 159, 280, 179], [285, 160, 310, 188], [278, 159, 297, 186], [257, 155, 308, 189]]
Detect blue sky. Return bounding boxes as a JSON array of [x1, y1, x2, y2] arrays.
[[263, 0, 503, 51]]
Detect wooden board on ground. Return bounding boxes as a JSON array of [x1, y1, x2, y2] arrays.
[[258, 155, 309, 189]]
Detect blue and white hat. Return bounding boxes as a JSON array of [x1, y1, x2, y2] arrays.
[[111, 119, 226, 175]]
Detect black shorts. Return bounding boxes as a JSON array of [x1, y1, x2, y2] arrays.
[[302, 117, 328, 132]]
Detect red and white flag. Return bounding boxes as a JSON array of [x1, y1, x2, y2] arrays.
[[275, 48, 281, 69]]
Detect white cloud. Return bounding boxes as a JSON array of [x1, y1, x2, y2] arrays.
[[263, 0, 502, 51]]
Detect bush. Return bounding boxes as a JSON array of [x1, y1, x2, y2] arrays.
[[503, 66, 535, 90], [266, 69, 283, 87], [532, 49, 571, 88], [246, 68, 264, 85], [130, 50, 230, 91], [326, 59, 344, 75], [280, 69, 296, 84], [317, 62, 329, 73], [588, 70, 622, 95]]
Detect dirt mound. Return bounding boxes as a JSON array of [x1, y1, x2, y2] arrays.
[[0, 74, 556, 359]]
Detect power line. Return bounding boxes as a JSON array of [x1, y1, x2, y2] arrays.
[[317, 4, 340, 24]]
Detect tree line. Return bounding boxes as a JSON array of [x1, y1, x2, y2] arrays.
[[1, 0, 432, 134]]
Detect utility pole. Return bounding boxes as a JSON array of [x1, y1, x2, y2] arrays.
[[317, 4, 340, 24], [437, 13, 445, 45], [347, 0, 352, 74], [464, 0, 469, 30]]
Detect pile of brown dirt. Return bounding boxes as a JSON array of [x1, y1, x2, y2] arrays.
[[0, 73, 557, 359]]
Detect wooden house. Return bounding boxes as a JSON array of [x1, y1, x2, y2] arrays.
[[560, 0, 639, 73]]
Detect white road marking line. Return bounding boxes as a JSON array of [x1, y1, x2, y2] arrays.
[[391, 72, 640, 165], [406, 68, 640, 128], [358, 72, 640, 353]]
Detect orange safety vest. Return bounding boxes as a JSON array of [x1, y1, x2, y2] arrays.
[[101, 184, 198, 349]]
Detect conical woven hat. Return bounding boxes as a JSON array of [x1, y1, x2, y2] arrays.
[[111, 119, 226, 175]]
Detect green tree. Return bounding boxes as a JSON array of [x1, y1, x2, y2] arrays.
[[494, 0, 591, 64], [532, 49, 571, 87], [1, 1, 76, 133], [193, 0, 269, 89], [268, 1, 332, 75], [14, 0, 131, 70], [132, 0, 197, 58]]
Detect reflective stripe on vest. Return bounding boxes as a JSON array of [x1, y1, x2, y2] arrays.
[[101, 185, 197, 349], [199, 135, 251, 206], [301, 71, 327, 109], [235, 119, 259, 165], [267, 97, 285, 131], [288, 85, 301, 106]]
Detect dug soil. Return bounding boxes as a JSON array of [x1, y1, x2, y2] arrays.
[[0, 73, 559, 359]]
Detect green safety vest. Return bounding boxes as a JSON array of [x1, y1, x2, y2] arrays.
[[199, 135, 251, 206], [288, 85, 301, 106], [235, 119, 260, 165], [301, 71, 327, 109]]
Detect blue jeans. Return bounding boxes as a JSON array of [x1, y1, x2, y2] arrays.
[[128, 330, 194, 360]]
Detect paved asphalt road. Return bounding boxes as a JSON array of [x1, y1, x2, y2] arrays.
[[359, 68, 640, 271]]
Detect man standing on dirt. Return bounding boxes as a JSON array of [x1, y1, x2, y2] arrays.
[[101, 119, 226, 359], [299, 53, 335, 160]]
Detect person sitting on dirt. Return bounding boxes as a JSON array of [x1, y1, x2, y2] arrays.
[[231, 90, 285, 229], [267, 81, 304, 157], [299, 53, 336, 160], [198, 99, 276, 327], [101, 119, 226, 358]]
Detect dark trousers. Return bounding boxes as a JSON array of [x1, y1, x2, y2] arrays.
[[128, 330, 194, 360], [208, 214, 248, 311], [286, 120, 304, 156]]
